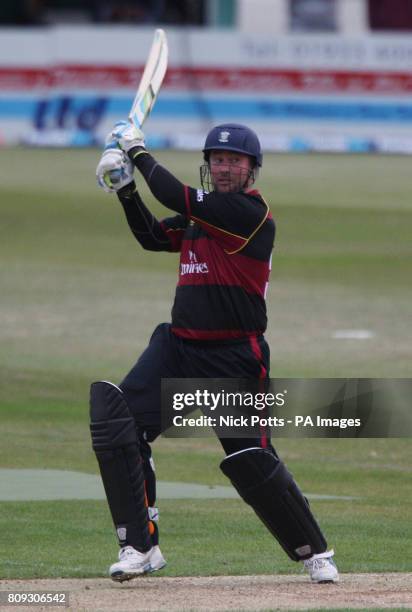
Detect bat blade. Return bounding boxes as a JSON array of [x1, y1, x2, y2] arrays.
[[129, 28, 168, 129]]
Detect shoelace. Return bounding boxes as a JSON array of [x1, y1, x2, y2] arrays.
[[120, 547, 137, 560], [304, 557, 329, 570]]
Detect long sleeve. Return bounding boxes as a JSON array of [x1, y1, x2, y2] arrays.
[[117, 182, 187, 252], [130, 149, 187, 214]]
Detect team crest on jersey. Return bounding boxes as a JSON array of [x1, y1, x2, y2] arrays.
[[218, 130, 230, 143]]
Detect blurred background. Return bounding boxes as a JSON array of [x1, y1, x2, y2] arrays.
[[1, 0, 412, 152]]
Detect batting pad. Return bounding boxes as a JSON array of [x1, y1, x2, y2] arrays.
[[90, 380, 152, 552], [220, 447, 327, 561]]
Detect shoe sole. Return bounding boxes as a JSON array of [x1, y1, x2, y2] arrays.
[[110, 562, 152, 582], [312, 577, 339, 584], [111, 561, 166, 582]]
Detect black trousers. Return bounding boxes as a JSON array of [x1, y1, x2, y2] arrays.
[[119, 322, 274, 535], [121, 322, 271, 447]]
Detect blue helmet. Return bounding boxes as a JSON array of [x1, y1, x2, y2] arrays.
[[202, 123, 262, 167]]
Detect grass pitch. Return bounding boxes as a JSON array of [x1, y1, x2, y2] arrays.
[[0, 148, 411, 580]]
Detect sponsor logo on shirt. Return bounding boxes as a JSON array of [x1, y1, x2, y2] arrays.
[[180, 250, 209, 275]]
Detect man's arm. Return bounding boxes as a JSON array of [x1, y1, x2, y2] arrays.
[[118, 181, 187, 252], [130, 148, 188, 215], [95, 146, 186, 252]]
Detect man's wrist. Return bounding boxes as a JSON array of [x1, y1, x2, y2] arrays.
[[128, 146, 148, 161], [117, 180, 136, 198]]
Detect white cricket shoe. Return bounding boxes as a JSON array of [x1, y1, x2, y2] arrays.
[[109, 545, 166, 582], [303, 549, 339, 583]]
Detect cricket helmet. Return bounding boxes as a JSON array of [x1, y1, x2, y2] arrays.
[[202, 123, 262, 167]]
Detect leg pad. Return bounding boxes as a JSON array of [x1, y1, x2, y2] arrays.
[[220, 447, 327, 561], [90, 380, 151, 552], [90, 380, 137, 449]]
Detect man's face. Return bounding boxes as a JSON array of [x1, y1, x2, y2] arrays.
[[209, 150, 253, 193]]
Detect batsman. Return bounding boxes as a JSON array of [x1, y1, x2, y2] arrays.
[[92, 121, 339, 583]]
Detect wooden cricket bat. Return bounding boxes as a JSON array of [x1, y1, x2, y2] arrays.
[[129, 28, 168, 129], [100, 30, 167, 191]]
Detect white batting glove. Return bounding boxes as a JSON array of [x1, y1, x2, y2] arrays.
[[96, 147, 134, 193], [109, 120, 146, 153]]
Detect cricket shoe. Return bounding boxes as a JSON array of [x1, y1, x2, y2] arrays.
[[303, 549, 339, 583], [109, 545, 166, 582]]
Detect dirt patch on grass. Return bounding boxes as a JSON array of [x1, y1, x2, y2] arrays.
[[2, 573, 412, 611]]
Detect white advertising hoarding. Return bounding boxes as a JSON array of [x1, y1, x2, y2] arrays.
[[0, 27, 412, 152]]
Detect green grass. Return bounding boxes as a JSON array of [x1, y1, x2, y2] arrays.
[[0, 148, 411, 580], [0, 494, 410, 579]]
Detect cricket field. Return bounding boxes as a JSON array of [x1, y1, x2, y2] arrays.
[[0, 148, 411, 610]]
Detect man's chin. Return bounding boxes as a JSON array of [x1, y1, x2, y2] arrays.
[[214, 183, 236, 193]]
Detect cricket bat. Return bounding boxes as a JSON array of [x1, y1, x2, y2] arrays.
[[101, 29, 168, 190], [129, 28, 168, 129]]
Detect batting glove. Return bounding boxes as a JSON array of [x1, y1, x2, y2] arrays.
[[96, 147, 134, 193], [109, 120, 146, 154]]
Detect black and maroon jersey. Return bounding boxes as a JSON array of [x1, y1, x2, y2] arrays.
[[117, 151, 275, 341]]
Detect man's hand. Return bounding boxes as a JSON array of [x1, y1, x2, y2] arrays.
[[109, 120, 146, 154], [96, 147, 134, 193]]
